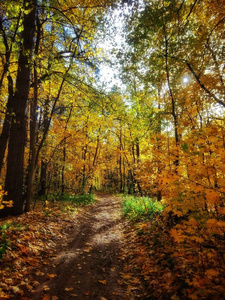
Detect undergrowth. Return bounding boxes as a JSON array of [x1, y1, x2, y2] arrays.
[[121, 195, 225, 299], [122, 195, 164, 220], [37, 193, 96, 212], [63, 193, 96, 205]]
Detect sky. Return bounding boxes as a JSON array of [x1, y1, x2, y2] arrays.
[[96, 4, 129, 92]]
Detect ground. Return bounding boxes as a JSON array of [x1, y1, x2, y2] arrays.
[[1, 192, 224, 299], [0, 193, 148, 300], [32, 193, 128, 300]]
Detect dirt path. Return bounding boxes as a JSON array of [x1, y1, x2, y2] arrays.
[[32, 194, 128, 300]]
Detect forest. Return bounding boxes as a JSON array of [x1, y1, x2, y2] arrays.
[[0, 0, 225, 299]]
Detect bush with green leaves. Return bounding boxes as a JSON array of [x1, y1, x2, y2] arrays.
[[58, 193, 96, 206], [122, 195, 164, 220], [0, 222, 21, 259]]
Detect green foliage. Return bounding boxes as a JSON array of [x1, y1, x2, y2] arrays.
[[0, 224, 9, 259], [0, 222, 21, 259], [58, 193, 96, 206], [72, 194, 96, 206], [122, 195, 164, 220]]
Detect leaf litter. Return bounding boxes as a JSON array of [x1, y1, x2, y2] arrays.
[[0, 204, 78, 298]]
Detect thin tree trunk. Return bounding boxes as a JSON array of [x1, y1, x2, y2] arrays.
[[119, 127, 123, 193], [164, 28, 179, 171], [61, 142, 66, 196], [0, 12, 21, 174], [38, 160, 47, 196], [24, 12, 41, 212], [157, 89, 162, 201], [0, 75, 14, 173]]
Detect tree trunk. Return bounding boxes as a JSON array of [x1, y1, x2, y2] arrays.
[[0, 12, 21, 174], [119, 128, 123, 193], [157, 90, 162, 201], [38, 160, 47, 197], [2, 0, 36, 217], [164, 29, 179, 170], [61, 142, 66, 196], [24, 11, 41, 212], [0, 75, 14, 173]]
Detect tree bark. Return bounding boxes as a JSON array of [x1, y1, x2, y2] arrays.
[[0, 11, 21, 174], [38, 159, 47, 197], [61, 142, 66, 196], [24, 11, 41, 212], [2, 0, 36, 217], [0, 75, 14, 173]]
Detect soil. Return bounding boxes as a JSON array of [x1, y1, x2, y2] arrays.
[[31, 193, 130, 300]]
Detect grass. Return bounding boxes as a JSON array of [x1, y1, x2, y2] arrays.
[[122, 195, 164, 220], [58, 193, 96, 205], [34, 193, 96, 213]]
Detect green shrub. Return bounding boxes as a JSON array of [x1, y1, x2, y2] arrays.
[[122, 195, 164, 220], [0, 222, 16, 259], [57, 193, 96, 205], [72, 194, 96, 205]]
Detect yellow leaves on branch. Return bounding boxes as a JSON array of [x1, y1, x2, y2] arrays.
[[205, 189, 220, 205], [0, 185, 13, 210]]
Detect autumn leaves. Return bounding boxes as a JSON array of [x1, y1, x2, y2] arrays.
[[115, 0, 225, 298]]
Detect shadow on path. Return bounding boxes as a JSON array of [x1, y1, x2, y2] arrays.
[[32, 194, 128, 300]]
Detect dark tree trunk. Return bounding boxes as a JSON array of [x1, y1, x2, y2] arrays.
[[2, 0, 36, 217], [61, 143, 66, 196], [0, 11, 21, 174], [118, 125, 124, 193], [164, 28, 179, 170], [38, 160, 47, 197], [81, 145, 87, 194], [157, 92, 162, 201], [0, 75, 14, 173]]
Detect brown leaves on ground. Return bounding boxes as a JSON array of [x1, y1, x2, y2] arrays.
[[0, 205, 78, 299], [121, 216, 225, 300]]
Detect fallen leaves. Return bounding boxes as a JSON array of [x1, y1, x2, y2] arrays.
[[121, 214, 225, 300], [12, 286, 21, 294], [98, 279, 107, 285], [47, 274, 57, 279], [65, 287, 74, 291], [0, 206, 77, 298], [42, 295, 58, 300], [84, 291, 90, 296]]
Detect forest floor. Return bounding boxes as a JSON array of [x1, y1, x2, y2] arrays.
[[31, 193, 129, 300], [2, 193, 224, 299], [0, 193, 146, 300]]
